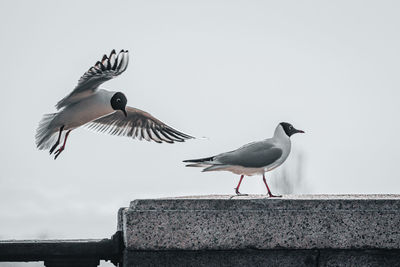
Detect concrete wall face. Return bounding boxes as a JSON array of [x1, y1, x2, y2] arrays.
[[119, 195, 400, 266], [122, 250, 400, 267], [123, 250, 319, 267]]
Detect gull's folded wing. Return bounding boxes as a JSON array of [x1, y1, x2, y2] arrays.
[[216, 142, 283, 168]]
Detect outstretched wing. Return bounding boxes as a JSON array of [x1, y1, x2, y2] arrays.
[[56, 49, 129, 110], [86, 106, 194, 143]]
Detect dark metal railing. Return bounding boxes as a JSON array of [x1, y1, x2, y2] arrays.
[[0, 231, 123, 267]]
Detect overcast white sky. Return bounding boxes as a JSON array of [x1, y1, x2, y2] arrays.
[[0, 0, 399, 247]]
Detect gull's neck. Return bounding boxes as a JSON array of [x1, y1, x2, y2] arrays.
[[273, 124, 290, 142], [269, 124, 292, 166]]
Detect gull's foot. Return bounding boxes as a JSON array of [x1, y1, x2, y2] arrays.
[[268, 193, 282, 198], [54, 147, 65, 160], [49, 141, 59, 155], [235, 188, 248, 196]]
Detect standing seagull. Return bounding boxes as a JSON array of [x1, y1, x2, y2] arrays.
[[183, 122, 304, 197], [36, 49, 193, 159]]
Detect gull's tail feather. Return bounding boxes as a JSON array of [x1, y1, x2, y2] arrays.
[[35, 113, 58, 150], [202, 165, 229, 172], [184, 156, 226, 171], [185, 163, 209, 168], [184, 162, 228, 172], [183, 156, 215, 163]]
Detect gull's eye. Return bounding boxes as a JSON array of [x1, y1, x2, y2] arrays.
[[116, 98, 121, 103], [289, 126, 293, 130]]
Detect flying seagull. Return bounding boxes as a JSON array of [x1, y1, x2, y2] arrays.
[[36, 49, 193, 159], [183, 122, 304, 197]]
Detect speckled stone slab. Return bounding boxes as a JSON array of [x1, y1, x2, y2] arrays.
[[119, 195, 400, 250]]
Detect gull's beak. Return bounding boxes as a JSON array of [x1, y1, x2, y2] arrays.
[[122, 108, 127, 117], [296, 129, 305, 134]]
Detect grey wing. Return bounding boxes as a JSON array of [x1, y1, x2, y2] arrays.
[[56, 49, 129, 110], [216, 142, 283, 168], [86, 106, 194, 143]]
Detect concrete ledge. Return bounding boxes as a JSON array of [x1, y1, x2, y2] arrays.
[[119, 195, 400, 251]]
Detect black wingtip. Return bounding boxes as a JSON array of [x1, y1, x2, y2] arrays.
[[164, 127, 194, 141]]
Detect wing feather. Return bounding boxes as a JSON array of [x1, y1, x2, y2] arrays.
[[56, 49, 129, 110], [86, 106, 193, 144], [215, 142, 283, 168]]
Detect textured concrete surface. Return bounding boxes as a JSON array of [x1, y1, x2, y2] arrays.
[[120, 195, 400, 250]]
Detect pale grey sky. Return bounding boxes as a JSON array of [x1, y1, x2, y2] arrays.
[[0, 0, 399, 245]]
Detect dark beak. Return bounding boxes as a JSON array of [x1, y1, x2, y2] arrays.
[[122, 108, 127, 117], [296, 129, 305, 134]]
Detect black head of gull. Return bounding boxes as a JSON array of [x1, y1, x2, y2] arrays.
[[279, 122, 304, 137], [111, 92, 128, 117]]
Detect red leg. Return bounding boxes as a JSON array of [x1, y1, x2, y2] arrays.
[[54, 130, 71, 160], [263, 174, 281, 198], [235, 175, 247, 195]]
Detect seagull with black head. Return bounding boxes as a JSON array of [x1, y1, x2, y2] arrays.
[[36, 49, 193, 159], [184, 122, 304, 197]]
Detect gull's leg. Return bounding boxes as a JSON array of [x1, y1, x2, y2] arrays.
[[54, 130, 71, 160], [263, 174, 281, 198], [234, 175, 248, 196], [49, 126, 64, 155]]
